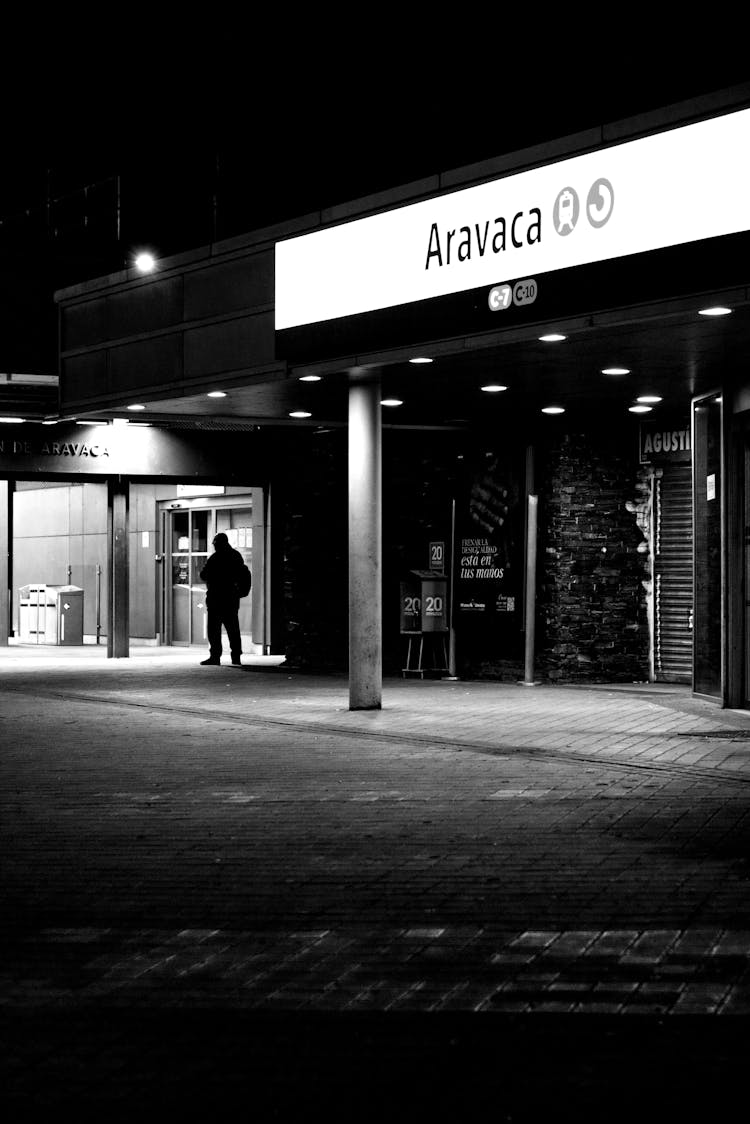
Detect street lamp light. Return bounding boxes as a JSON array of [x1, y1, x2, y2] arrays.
[[134, 252, 156, 273]]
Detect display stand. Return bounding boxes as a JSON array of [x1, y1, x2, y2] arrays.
[[400, 570, 449, 678], [402, 631, 449, 677]]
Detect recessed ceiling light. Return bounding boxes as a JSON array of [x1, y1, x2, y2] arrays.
[[289, 411, 312, 418], [299, 374, 322, 381], [541, 406, 565, 414], [602, 367, 630, 376], [539, 334, 567, 343], [698, 306, 732, 316], [127, 404, 146, 411], [629, 404, 652, 413], [207, 390, 227, 398], [481, 384, 508, 393], [0, 416, 24, 423], [381, 398, 403, 407], [637, 395, 662, 404], [409, 356, 433, 364]]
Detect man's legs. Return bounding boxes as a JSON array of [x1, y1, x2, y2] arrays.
[[224, 607, 242, 664], [202, 600, 241, 666], [203, 606, 223, 663]]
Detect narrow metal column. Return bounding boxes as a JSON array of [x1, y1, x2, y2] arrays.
[[0, 481, 12, 645], [107, 477, 130, 658], [348, 371, 382, 709], [521, 494, 539, 686]]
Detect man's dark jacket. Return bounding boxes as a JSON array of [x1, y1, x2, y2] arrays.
[[200, 543, 245, 604]]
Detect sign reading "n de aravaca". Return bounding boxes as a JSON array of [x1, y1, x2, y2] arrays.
[[275, 108, 750, 330], [0, 423, 260, 479], [0, 438, 110, 458]]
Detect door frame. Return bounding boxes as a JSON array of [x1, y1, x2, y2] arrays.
[[158, 492, 264, 651]]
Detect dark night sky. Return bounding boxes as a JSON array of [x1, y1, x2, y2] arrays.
[[1, 48, 748, 373]]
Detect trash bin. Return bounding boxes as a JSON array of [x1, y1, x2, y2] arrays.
[[18, 584, 84, 645]]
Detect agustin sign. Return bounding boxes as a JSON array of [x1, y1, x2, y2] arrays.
[[275, 107, 750, 331]]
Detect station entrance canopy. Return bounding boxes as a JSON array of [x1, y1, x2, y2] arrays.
[[54, 86, 750, 436]]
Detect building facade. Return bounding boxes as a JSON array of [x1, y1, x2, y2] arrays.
[[3, 83, 750, 708]]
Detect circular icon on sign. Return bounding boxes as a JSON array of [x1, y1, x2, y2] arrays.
[[586, 178, 614, 228], [553, 187, 579, 236]]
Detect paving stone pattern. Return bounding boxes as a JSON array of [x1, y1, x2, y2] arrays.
[[3, 651, 750, 1115], [3, 652, 750, 1015]]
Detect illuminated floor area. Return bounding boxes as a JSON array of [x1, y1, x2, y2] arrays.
[[5, 924, 748, 1016], [2, 661, 750, 1115], [3, 638, 286, 666]]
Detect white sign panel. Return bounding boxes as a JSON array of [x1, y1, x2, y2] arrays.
[[275, 108, 750, 331]]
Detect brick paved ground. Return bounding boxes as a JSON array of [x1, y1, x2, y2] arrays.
[[2, 648, 750, 1119]]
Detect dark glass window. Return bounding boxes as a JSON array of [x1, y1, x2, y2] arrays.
[[693, 395, 722, 696]]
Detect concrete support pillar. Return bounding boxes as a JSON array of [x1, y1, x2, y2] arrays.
[[107, 477, 130, 658], [348, 371, 382, 709], [0, 481, 12, 645]]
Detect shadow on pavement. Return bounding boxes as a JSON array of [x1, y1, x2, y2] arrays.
[[2, 1009, 747, 1121]]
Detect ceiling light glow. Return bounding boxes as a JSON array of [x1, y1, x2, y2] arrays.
[[381, 398, 403, 407], [541, 406, 565, 414], [127, 404, 146, 411], [409, 356, 433, 364], [289, 411, 312, 418], [299, 374, 322, 381], [539, 334, 567, 343], [698, 306, 732, 316], [602, 367, 630, 376], [481, 384, 508, 393], [0, 416, 24, 423], [629, 404, 652, 413], [637, 395, 662, 404], [207, 391, 227, 398]]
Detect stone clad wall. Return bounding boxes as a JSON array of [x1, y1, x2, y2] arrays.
[[537, 431, 650, 683]]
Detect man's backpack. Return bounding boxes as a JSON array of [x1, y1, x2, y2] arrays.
[[236, 563, 252, 598]]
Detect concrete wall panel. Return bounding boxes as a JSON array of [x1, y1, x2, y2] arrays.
[[184, 311, 275, 378], [108, 335, 183, 390], [184, 253, 273, 320]]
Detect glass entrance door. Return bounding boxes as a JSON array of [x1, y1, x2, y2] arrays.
[[168, 509, 210, 646], [161, 498, 258, 649]]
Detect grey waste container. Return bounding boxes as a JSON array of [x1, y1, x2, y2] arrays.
[[18, 584, 84, 645]]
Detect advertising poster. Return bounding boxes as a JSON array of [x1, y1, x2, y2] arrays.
[[455, 453, 522, 635]]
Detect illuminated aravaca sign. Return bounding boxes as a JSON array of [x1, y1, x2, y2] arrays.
[[275, 107, 750, 330]]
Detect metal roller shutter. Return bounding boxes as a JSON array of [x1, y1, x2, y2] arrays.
[[654, 464, 693, 682]]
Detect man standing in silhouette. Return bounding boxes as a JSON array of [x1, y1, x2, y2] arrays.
[[199, 532, 246, 666]]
